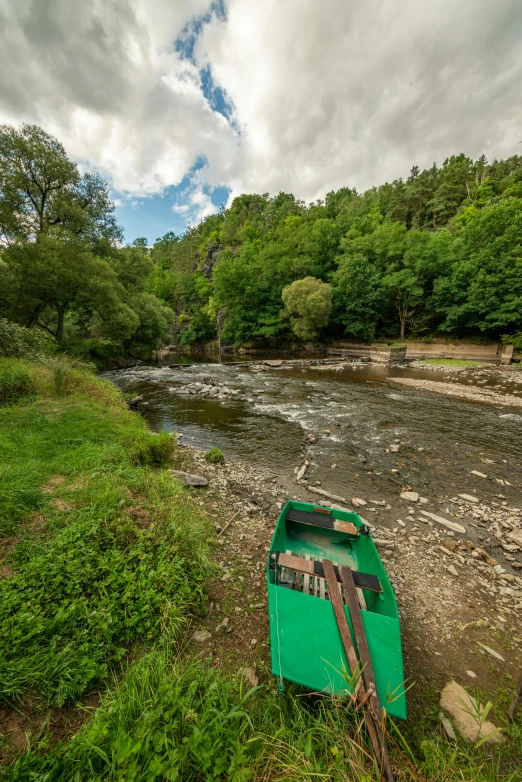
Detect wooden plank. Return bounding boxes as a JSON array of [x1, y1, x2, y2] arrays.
[[323, 559, 388, 780], [286, 508, 358, 536], [356, 587, 368, 611], [303, 554, 311, 595], [341, 566, 394, 782], [276, 552, 382, 593], [279, 549, 294, 586], [322, 560, 360, 677]]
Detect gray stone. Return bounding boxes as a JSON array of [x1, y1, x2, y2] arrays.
[[458, 493, 480, 503], [440, 680, 503, 744], [169, 470, 208, 487], [192, 630, 212, 644], [477, 642, 505, 661], [419, 510, 466, 534], [439, 711, 457, 741], [447, 565, 459, 576], [400, 491, 419, 502], [240, 666, 259, 688], [470, 470, 488, 479], [215, 618, 229, 634]]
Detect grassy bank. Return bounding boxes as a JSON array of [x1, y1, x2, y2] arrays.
[[0, 358, 521, 780]]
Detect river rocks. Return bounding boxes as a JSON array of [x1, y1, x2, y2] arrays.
[[295, 460, 310, 482], [169, 470, 208, 487], [192, 630, 212, 644], [440, 681, 503, 744], [470, 470, 488, 479], [351, 497, 367, 507], [400, 491, 419, 502], [419, 510, 466, 534], [458, 493, 480, 503], [508, 529, 522, 547], [215, 617, 230, 634], [477, 642, 505, 662], [172, 381, 244, 401], [447, 565, 459, 576]]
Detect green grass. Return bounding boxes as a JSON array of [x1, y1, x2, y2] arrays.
[[0, 359, 211, 708], [418, 359, 489, 367], [4, 650, 521, 781], [205, 447, 225, 465]]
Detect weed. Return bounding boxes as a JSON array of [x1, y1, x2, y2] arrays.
[[0, 359, 35, 406], [205, 447, 225, 465], [132, 431, 175, 466]]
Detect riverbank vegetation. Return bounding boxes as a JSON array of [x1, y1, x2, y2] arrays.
[[1, 358, 521, 780], [1, 124, 522, 361], [149, 153, 522, 349], [0, 124, 172, 365]]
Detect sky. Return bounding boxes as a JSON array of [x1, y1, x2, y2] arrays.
[[0, 0, 521, 244]]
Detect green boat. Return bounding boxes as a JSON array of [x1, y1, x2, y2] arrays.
[[267, 500, 407, 720]]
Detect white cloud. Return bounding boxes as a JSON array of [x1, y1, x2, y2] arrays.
[[0, 0, 521, 214], [172, 184, 218, 223]]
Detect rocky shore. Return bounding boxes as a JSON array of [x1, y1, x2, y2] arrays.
[[176, 439, 522, 716]]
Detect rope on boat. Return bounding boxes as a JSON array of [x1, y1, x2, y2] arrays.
[[274, 565, 285, 694]]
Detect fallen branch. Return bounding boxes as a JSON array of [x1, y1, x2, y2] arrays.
[[217, 509, 241, 538]]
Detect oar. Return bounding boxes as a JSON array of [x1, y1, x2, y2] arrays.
[[322, 560, 393, 781], [340, 565, 394, 782]]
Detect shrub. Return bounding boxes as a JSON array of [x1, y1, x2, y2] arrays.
[[133, 431, 175, 466], [0, 358, 35, 405], [205, 447, 225, 464], [41, 355, 94, 396], [0, 318, 56, 361]]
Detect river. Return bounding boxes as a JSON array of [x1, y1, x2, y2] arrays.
[[103, 359, 522, 510]]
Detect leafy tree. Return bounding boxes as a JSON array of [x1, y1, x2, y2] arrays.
[[433, 198, 522, 335], [0, 236, 139, 342], [0, 124, 121, 246], [282, 277, 332, 341]]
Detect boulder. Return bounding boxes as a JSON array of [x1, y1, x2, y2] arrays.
[[169, 470, 208, 487], [440, 680, 503, 744]]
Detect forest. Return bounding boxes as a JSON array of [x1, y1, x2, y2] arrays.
[[149, 153, 522, 351], [1, 123, 522, 361]]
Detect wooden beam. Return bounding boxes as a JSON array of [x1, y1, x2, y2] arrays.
[[323, 559, 391, 782], [276, 552, 382, 593], [341, 566, 394, 782]]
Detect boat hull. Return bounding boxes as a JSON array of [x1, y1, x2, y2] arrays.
[[267, 500, 407, 720]]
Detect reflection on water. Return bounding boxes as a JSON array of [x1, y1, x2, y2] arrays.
[[103, 361, 522, 504]]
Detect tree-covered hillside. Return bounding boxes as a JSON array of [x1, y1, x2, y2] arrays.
[[148, 153, 522, 349], [1, 123, 522, 358]]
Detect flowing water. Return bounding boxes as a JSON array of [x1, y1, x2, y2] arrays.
[[103, 359, 522, 507]]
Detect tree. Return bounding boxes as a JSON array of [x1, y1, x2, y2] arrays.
[[381, 268, 423, 339], [0, 237, 139, 342], [282, 277, 332, 341], [433, 198, 522, 335], [0, 123, 121, 246], [331, 253, 385, 341]]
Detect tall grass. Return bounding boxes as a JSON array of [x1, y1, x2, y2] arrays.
[[5, 650, 521, 781]]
